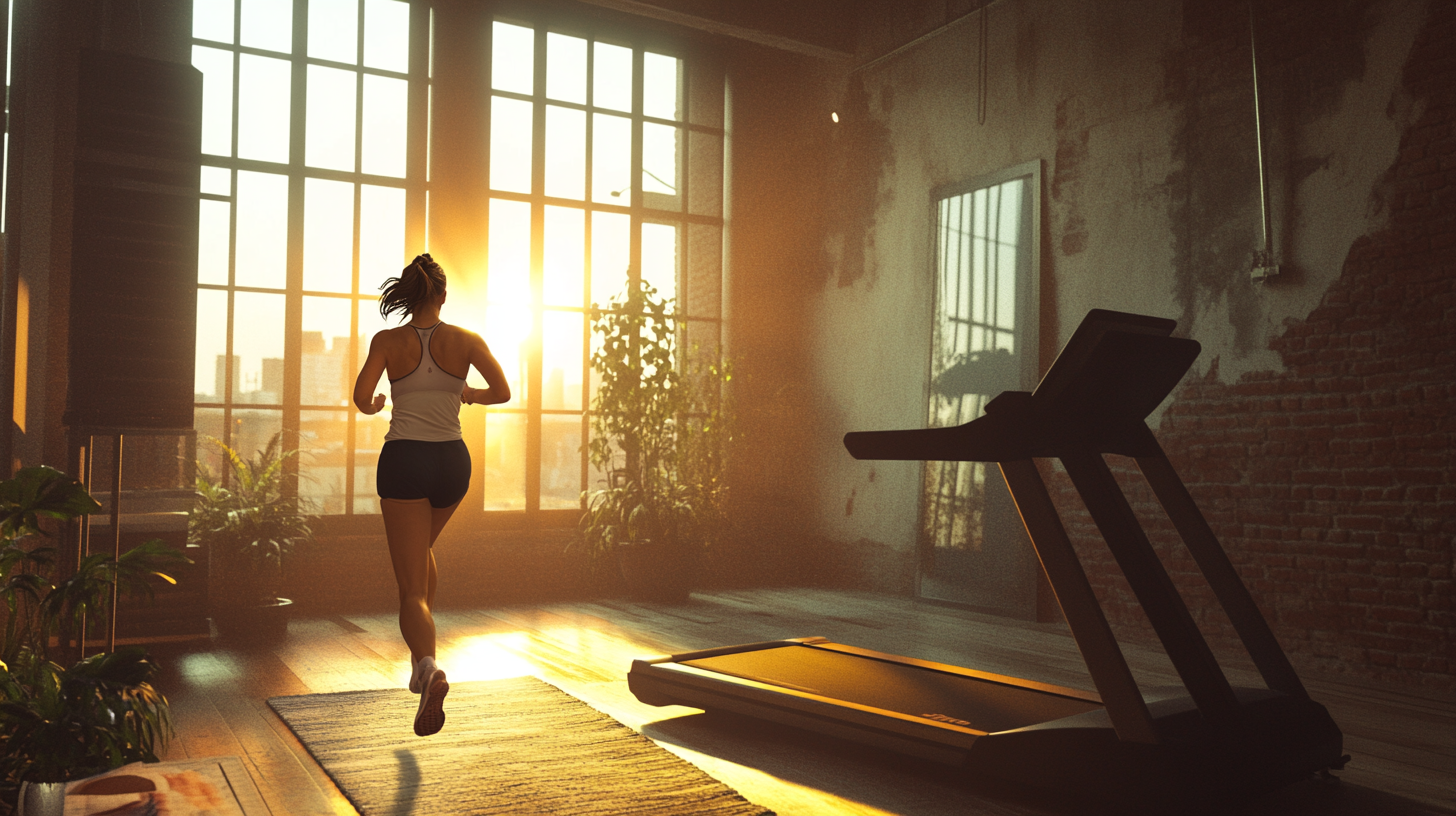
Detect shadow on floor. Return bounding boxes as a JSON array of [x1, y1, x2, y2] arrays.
[[643, 710, 1453, 816]]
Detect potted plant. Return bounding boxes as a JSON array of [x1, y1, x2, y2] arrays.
[[0, 465, 185, 815], [190, 433, 312, 645], [577, 278, 733, 601]]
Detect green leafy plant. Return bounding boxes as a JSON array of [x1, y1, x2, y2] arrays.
[[0, 648, 171, 784], [0, 466, 186, 800], [577, 278, 734, 576], [190, 433, 313, 608]]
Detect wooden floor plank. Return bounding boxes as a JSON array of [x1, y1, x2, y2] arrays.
[[142, 588, 1454, 816]]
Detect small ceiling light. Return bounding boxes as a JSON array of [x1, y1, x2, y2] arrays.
[[831, 111, 839, 123]]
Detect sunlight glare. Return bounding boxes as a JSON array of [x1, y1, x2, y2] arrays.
[[437, 633, 537, 682]]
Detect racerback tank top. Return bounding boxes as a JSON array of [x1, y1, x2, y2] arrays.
[[384, 323, 468, 442]]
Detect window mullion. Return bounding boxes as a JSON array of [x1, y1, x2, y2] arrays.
[[628, 48, 643, 284], [526, 25, 548, 517], [280, 0, 310, 499]]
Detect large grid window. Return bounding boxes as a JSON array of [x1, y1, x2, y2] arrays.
[[480, 19, 725, 516], [191, 0, 424, 515], [189, 2, 725, 523]]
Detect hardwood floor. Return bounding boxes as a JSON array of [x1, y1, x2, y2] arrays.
[[146, 588, 1456, 816]]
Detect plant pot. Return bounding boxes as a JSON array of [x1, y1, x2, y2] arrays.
[[211, 597, 293, 647], [616, 541, 698, 603], [18, 781, 67, 816]]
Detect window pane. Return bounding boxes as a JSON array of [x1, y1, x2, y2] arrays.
[[238, 54, 291, 163], [194, 0, 235, 43], [540, 413, 582, 509], [593, 42, 631, 112], [590, 113, 629, 203], [360, 185, 405, 290], [301, 297, 353, 406], [362, 74, 408, 177], [195, 289, 229, 399], [234, 171, 288, 288], [308, 0, 357, 63], [200, 166, 231, 196], [545, 33, 586, 104], [198, 199, 230, 285], [541, 310, 583, 411], [641, 222, 677, 302], [239, 0, 292, 53], [643, 52, 680, 120], [483, 303, 528, 409], [487, 198, 529, 306], [491, 21, 533, 94], [231, 291, 285, 403], [685, 223, 721, 319], [299, 410, 349, 514], [482, 412, 525, 511], [363, 0, 409, 73], [641, 122, 680, 209], [195, 407, 226, 475], [544, 105, 584, 200], [191, 46, 234, 157], [687, 130, 722, 217], [354, 410, 389, 513], [543, 205, 583, 307], [306, 65, 357, 171], [489, 96, 532, 193], [229, 409, 283, 470], [303, 178, 354, 293], [590, 210, 628, 307]]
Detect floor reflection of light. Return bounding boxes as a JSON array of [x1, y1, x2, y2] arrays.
[[176, 651, 240, 688], [435, 632, 536, 682]]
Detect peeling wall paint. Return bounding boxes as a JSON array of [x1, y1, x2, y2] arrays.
[[779, 0, 1433, 589]]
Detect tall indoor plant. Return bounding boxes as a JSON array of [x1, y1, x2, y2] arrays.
[[0, 466, 185, 813], [190, 433, 313, 644], [578, 278, 733, 600]]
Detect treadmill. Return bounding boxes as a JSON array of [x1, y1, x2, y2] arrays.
[[627, 309, 1345, 804]]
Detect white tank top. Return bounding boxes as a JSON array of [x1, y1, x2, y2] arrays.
[[384, 323, 467, 442]]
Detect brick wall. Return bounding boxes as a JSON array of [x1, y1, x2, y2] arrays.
[[1053, 1, 1455, 694]]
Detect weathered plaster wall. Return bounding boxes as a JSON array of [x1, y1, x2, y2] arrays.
[[757, 0, 1450, 687]]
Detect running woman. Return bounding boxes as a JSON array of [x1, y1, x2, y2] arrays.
[[352, 253, 511, 736]]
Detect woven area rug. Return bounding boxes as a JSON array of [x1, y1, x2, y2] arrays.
[[268, 676, 773, 816]]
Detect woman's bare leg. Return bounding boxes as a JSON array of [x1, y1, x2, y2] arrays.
[[425, 502, 459, 611], [382, 497, 437, 663]]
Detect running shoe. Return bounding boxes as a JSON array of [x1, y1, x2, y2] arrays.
[[414, 667, 449, 736]]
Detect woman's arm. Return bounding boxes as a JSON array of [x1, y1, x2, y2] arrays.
[[461, 332, 511, 406], [353, 332, 389, 414]]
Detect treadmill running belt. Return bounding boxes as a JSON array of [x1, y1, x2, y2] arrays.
[[683, 645, 1101, 734]]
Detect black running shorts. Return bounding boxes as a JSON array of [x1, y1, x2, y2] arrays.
[[376, 439, 471, 508]]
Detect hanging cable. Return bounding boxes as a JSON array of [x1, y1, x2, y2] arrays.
[[1249, 1, 1279, 281]]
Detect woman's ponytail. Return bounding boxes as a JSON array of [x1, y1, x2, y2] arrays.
[[378, 253, 447, 321]]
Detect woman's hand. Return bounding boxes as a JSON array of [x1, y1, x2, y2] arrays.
[[372, 393, 386, 413], [461, 386, 474, 405]]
